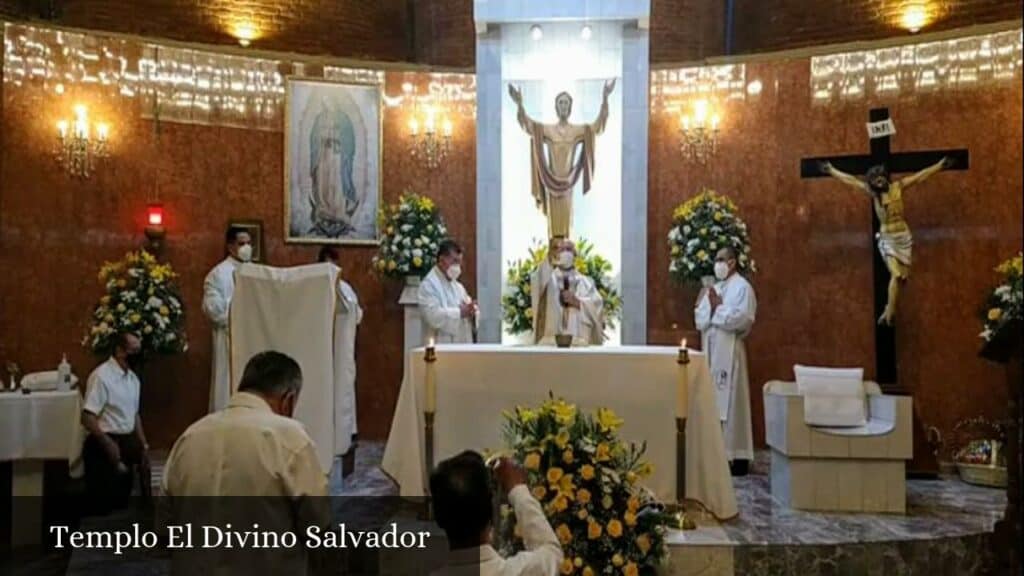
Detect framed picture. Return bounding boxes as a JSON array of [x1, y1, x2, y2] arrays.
[[230, 220, 265, 263], [284, 77, 382, 245]]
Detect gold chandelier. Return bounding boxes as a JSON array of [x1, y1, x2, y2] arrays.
[[678, 99, 720, 164], [408, 108, 452, 170], [55, 105, 110, 178]]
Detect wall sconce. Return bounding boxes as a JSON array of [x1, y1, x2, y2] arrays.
[[55, 104, 110, 179], [231, 21, 260, 46], [144, 202, 166, 253], [678, 99, 720, 164], [900, 1, 931, 33], [408, 108, 452, 170]]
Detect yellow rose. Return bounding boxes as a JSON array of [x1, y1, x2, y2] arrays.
[[626, 471, 637, 484], [558, 474, 575, 494], [413, 256, 423, 267], [560, 559, 574, 575], [576, 508, 589, 520], [555, 524, 572, 545], [580, 465, 596, 481], [143, 325, 153, 334], [159, 306, 170, 316], [576, 488, 592, 505], [623, 562, 639, 576], [130, 313, 142, 323], [671, 245, 681, 256], [988, 308, 1003, 321], [554, 430, 571, 449], [387, 260, 397, 271], [587, 520, 603, 540], [573, 557, 583, 568], [602, 495, 614, 509], [596, 443, 612, 462], [714, 211, 723, 221], [636, 534, 652, 555], [607, 519, 623, 538], [524, 452, 541, 470], [547, 467, 564, 485], [532, 485, 547, 500], [611, 554, 624, 567], [582, 567, 595, 576], [553, 495, 569, 512], [525, 308, 534, 318], [562, 449, 574, 464], [596, 407, 624, 432], [627, 496, 640, 513], [625, 511, 637, 527]]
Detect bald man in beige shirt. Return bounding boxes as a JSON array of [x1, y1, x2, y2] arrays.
[[162, 351, 328, 575]]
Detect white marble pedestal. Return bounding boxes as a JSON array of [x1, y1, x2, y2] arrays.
[[399, 277, 424, 378]]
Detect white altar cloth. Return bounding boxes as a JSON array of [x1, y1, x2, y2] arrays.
[[0, 390, 85, 468], [382, 345, 737, 519]]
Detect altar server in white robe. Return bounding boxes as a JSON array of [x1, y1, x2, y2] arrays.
[[202, 226, 253, 413], [531, 238, 604, 346], [418, 239, 477, 344], [695, 246, 756, 475], [318, 246, 362, 456]]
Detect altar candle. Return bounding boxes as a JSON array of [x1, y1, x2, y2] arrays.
[[425, 337, 437, 413], [676, 339, 689, 419]]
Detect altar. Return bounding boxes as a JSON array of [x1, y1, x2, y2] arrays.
[[382, 345, 737, 519]]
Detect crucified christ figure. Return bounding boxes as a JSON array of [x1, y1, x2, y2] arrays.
[[821, 156, 954, 326]]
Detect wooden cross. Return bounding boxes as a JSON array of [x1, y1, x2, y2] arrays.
[[801, 108, 969, 389]]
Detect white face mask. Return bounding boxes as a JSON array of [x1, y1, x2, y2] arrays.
[[557, 251, 575, 270], [237, 244, 253, 263], [445, 264, 462, 281], [714, 261, 731, 280]]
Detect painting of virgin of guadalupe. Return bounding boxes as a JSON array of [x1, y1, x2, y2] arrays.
[[285, 78, 381, 244]]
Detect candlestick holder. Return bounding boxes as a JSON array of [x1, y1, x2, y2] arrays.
[[675, 345, 692, 528], [677, 347, 690, 365]]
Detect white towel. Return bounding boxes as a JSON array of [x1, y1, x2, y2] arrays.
[[230, 263, 338, 474], [794, 365, 867, 427]]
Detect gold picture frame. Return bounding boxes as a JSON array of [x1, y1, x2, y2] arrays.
[[284, 76, 383, 245]]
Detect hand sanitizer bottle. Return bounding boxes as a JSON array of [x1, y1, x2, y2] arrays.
[[57, 354, 72, 392]]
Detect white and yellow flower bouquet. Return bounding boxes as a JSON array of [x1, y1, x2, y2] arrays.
[[980, 252, 1022, 343], [373, 192, 448, 279], [667, 188, 756, 285]]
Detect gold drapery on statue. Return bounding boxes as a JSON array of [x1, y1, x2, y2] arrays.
[[528, 123, 597, 239]]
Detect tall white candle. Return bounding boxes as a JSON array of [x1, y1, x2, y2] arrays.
[[425, 337, 436, 413], [676, 339, 689, 419]]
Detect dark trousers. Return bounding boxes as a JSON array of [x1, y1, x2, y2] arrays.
[[83, 432, 146, 514]]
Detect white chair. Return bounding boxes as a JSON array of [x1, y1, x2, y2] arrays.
[[763, 380, 913, 513]]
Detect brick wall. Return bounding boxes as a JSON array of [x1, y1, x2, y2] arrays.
[[732, 0, 1024, 54], [650, 0, 726, 62], [7, 0, 413, 61], [412, 0, 475, 68]]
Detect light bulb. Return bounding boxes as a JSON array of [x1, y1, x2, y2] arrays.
[[57, 120, 68, 137], [442, 118, 453, 137], [97, 123, 110, 140], [581, 25, 592, 40], [408, 118, 419, 136], [530, 25, 543, 41], [900, 2, 929, 33], [693, 100, 708, 125]]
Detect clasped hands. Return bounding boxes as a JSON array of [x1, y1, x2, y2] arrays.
[[560, 290, 581, 309], [459, 300, 479, 319]]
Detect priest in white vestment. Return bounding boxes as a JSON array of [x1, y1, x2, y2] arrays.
[[695, 246, 756, 474], [418, 239, 477, 344], [202, 226, 253, 413], [531, 239, 604, 346], [318, 246, 362, 457]]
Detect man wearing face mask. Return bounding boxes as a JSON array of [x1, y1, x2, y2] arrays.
[[695, 247, 757, 476], [203, 226, 253, 412], [531, 238, 605, 346], [418, 239, 477, 344], [81, 332, 150, 513], [162, 351, 328, 574]]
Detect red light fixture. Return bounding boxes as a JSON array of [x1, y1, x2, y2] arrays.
[[144, 202, 166, 254], [147, 203, 164, 226]]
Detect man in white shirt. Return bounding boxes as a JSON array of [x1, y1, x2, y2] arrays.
[[318, 246, 363, 467], [418, 239, 477, 344], [162, 351, 329, 575], [430, 452, 562, 576], [81, 332, 149, 513], [202, 226, 253, 412], [695, 247, 757, 476]]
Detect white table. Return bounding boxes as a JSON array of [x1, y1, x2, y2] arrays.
[[382, 345, 737, 519], [0, 390, 85, 547]]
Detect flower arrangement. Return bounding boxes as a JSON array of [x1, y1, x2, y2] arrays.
[[373, 192, 448, 279], [497, 395, 670, 576], [667, 188, 756, 284], [84, 250, 187, 356], [502, 239, 623, 337], [980, 252, 1022, 342]]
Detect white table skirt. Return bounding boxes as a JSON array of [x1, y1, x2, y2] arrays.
[[0, 390, 85, 474], [382, 344, 737, 519]]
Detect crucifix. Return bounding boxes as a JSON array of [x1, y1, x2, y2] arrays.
[[801, 108, 969, 388]]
